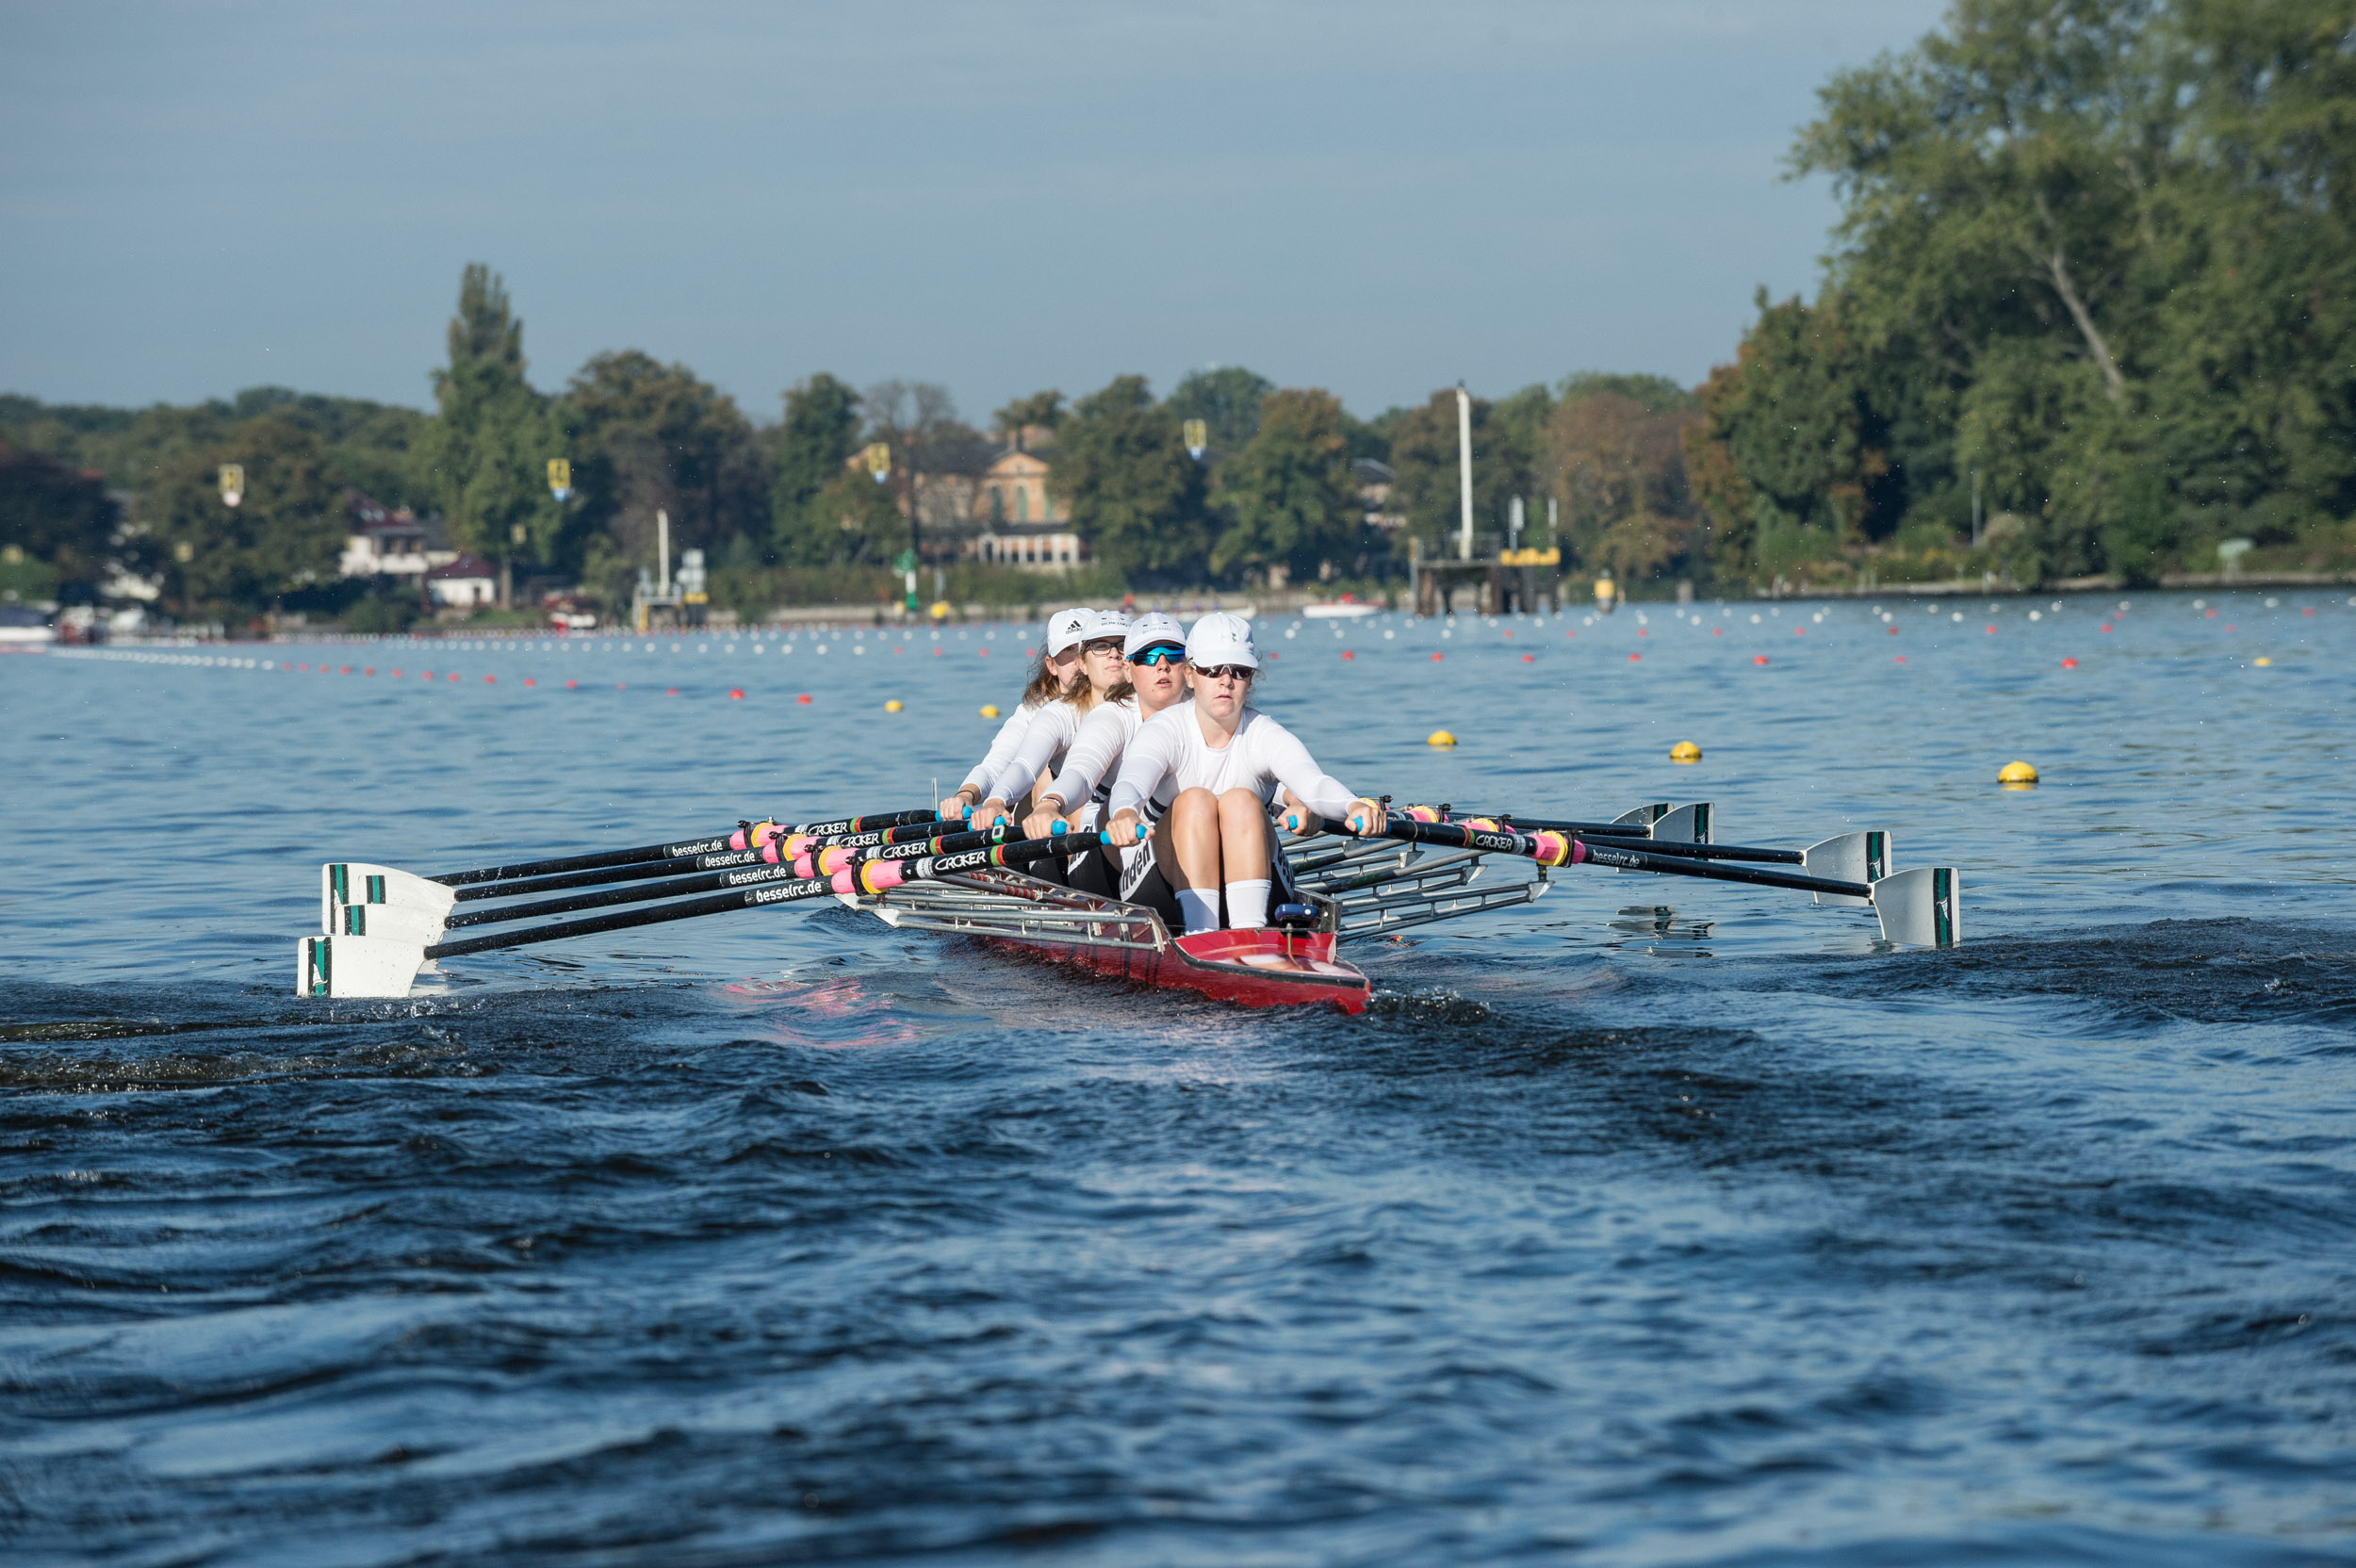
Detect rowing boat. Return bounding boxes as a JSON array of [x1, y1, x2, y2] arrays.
[[294, 798, 1963, 1002], [845, 864, 1373, 1012]]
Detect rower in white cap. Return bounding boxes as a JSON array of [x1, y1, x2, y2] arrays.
[[1104, 612, 1385, 934], [1028, 610, 1190, 900], [969, 609, 1131, 836], [939, 606, 1094, 821]]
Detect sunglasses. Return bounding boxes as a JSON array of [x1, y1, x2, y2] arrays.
[[1128, 645, 1186, 666], [1196, 664, 1254, 682]]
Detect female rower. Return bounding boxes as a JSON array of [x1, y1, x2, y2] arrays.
[[1026, 612, 1190, 898], [939, 606, 1093, 821], [968, 610, 1129, 834], [1104, 612, 1385, 934]]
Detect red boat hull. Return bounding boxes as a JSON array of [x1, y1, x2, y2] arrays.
[[984, 924, 1370, 1014]]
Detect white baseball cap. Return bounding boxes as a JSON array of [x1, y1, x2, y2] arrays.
[[1044, 606, 1096, 656], [1185, 611, 1258, 670], [1084, 609, 1133, 644], [1121, 612, 1186, 659]]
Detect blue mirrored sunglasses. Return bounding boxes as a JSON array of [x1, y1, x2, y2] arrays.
[[1129, 644, 1186, 666]]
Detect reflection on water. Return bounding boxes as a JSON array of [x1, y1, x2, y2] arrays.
[[3, 592, 2353, 1564]]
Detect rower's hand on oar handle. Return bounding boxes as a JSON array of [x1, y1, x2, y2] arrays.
[[1022, 797, 1067, 840], [940, 787, 980, 821], [1345, 797, 1387, 836], [1106, 808, 1146, 846], [971, 798, 1014, 833], [1278, 808, 1322, 837]]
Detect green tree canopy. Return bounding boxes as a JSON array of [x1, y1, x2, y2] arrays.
[[568, 350, 761, 564], [992, 389, 1066, 447], [0, 442, 119, 598], [1209, 388, 1360, 581], [1383, 389, 1533, 548], [1691, 0, 2356, 587], [1548, 392, 1702, 582], [145, 416, 345, 617], [770, 373, 863, 565], [409, 265, 563, 597], [1163, 367, 1275, 457], [1049, 375, 1208, 580]]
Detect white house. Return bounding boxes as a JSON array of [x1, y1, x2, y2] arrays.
[[339, 491, 455, 579], [426, 553, 498, 608]]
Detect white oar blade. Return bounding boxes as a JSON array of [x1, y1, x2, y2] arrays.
[[322, 862, 457, 930], [1871, 867, 1961, 947], [1613, 803, 1672, 829], [1804, 831, 1893, 908], [296, 935, 430, 999], [324, 899, 448, 945], [1649, 803, 1714, 845]]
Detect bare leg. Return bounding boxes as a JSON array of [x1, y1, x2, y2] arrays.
[[1163, 787, 1221, 892], [1216, 788, 1271, 884]]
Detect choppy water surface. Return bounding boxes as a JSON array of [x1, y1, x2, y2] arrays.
[[4, 590, 2353, 1566]]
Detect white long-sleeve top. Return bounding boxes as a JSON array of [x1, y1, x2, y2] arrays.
[[1044, 695, 1191, 824], [1106, 704, 1356, 823], [978, 698, 1087, 805], [959, 700, 1044, 794]]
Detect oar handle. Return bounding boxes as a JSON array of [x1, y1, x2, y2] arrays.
[[428, 808, 939, 887], [1330, 819, 1871, 900], [426, 829, 1139, 954]]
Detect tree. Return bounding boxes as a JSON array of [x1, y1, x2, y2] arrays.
[[1048, 375, 1208, 580], [568, 350, 761, 580], [1163, 367, 1275, 457], [1383, 389, 1531, 549], [409, 266, 564, 603], [770, 373, 863, 565], [1548, 392, 1702, 582], [993, 390, 1065, 449], [803, 464, 906, 567], [1210, 389, 1360, 582], [0, 442, 119, 599], [1686, 292, 1897, 579], [145, 416, 344, 617]]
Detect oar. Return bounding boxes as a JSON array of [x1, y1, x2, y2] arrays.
[[1329, 818, 1961, 946], [322, 809, 953, 931], [443, 816, 969, 905], [331, 825, 1027, 942], [424, 808, 941, 889], [1433, 809, 1806, 867], [298, 828, 1138, 999]]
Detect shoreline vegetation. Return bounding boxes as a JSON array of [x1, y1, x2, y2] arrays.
[[6, 1, 2350, 632]]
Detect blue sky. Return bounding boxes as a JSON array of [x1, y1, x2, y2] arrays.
[[1, 1, 1949, 424]]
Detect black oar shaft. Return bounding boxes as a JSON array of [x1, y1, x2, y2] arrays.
[[1572, 840, 1868, 899], [422, 833, 1092, 958], [426, 808, 940, 888], [444, 827, 1016, 929], [1473, 815, 1807, 866], [449, 816, 965, 903], [1353, 820, 1870, 900]]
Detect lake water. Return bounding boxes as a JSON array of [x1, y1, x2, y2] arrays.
[[4, 589, 2352, 1566]]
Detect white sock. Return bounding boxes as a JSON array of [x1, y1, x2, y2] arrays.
[[1224, 879, 1270, 929], [1176, 888, 1222, 935]]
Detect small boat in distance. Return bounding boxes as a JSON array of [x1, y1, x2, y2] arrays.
[[0, 605, 57, 649], [1300, 596, 1380, 620]]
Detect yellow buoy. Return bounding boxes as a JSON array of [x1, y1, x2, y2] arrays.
[[1669, 741, 1702, 763], [979, 703, 1000, 718], [2253, 657, 2273, 666], [1997, 760, 2038, 785], [884, 699, 904, 712], [1427, 729, 1457, 748]]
